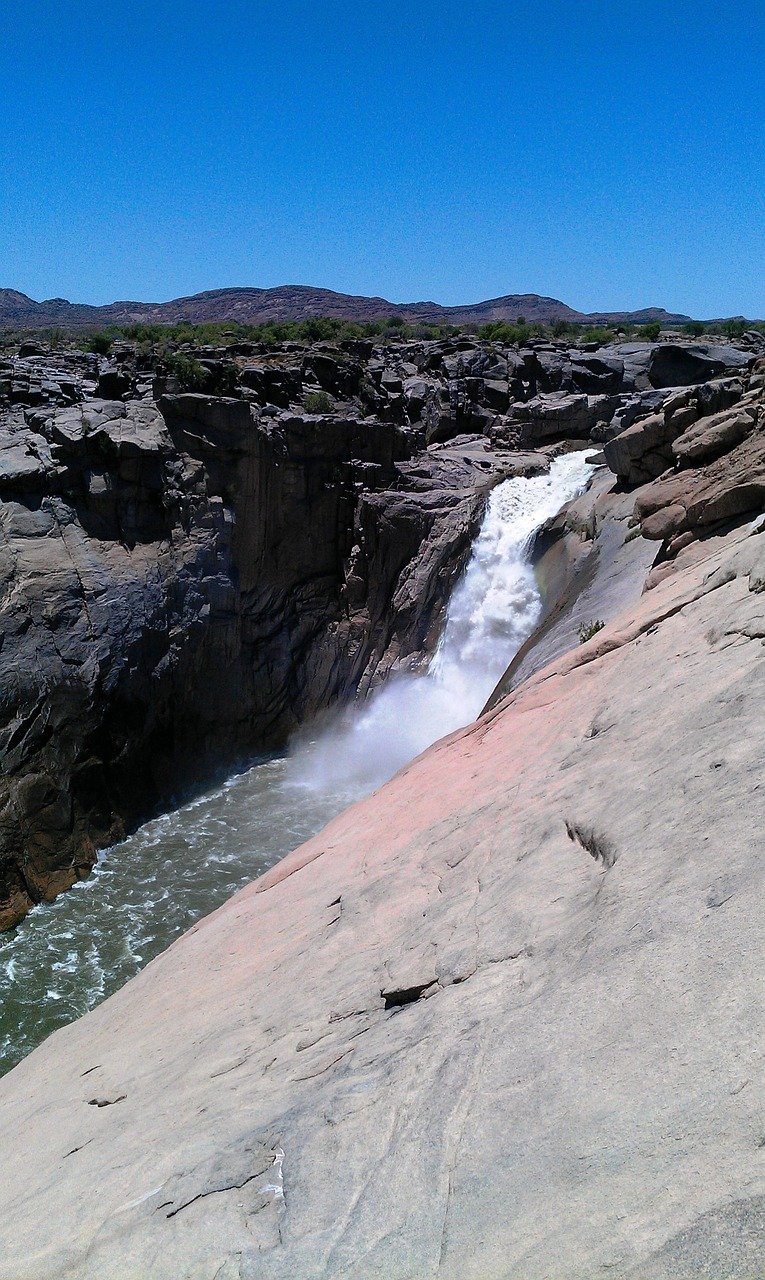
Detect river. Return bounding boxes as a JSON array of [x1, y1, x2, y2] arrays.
[[0, 450, 595, 1075]]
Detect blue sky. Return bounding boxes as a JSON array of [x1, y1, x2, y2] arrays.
[[1, 1, 763, 316]]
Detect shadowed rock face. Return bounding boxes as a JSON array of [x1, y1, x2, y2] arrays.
[[0, 376, 530, 928], [0, 461, 761, 1278]]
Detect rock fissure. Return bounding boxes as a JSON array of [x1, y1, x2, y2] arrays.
[[163, 1169, 264, 1220], [565, 820, 619, 870], [381, 981, 438, 1010]]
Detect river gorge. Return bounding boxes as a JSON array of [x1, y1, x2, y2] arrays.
[[0, 450, 594, 1074]]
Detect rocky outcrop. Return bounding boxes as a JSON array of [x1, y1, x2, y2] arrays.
[[0, 350, 93, 407], [601, 379, 749, 484], [0, 468, 761, 1278], [613, 371, 765, 574], [492, 369, 765, 695]]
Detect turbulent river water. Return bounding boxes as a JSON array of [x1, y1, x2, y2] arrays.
[[0, 450, 595, 1075]]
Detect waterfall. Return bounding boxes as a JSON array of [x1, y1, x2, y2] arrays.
[[286, 449, 596, 798]]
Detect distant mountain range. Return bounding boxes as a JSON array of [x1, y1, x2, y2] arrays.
[[0, 285, 695, 329]]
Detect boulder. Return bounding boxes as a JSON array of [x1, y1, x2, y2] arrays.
[[696, 375, 745, 416], [514, 392, 592, 444], [482, 378, 510, 411], [568, 351, 624, 394], [646, 342, 753, 389], [634, 419, 765, 540], [239, 363, 302, 407], [95, 366, 134, 400], [603, 389, 710, 486], [603, 412, 674, 485], [402, 376, 432, 419], [597, 342, 655, 390], [595, 342, 751, 394], [673, 406, 758, 467], [302, 350, 363, 399], [605, 389, 673, 438]]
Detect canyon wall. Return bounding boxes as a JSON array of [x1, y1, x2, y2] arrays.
[[0, 388, 512, 928], [0, 334, 760, 927]]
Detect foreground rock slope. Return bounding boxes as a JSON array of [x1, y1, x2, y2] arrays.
[[0, 370, 762, 1276]]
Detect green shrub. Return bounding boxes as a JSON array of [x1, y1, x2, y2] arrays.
[[85, 331, 113, 354], [478, 320, 532, 345], [578, 326, 615, 345], [578, 619, 605, 644], [639, 322, 662, 341], [304, 389, 333, 414], [164, 352, 208, 390], [722, 318, 747, 339], [684, 321, 706, 338], [301, 317, 341, 342]]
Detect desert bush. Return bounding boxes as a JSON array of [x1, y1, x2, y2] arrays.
[[164, 352, 208, 390], [85, 331, 113, 354], [578, 326, 615, 345], [304, 389, 333, 414], [639, 322, 662, 341], [578, 619, 605, 644], [478, 321, 531, 345]]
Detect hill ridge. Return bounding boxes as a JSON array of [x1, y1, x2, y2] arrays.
[[0, 284, 691, 328]]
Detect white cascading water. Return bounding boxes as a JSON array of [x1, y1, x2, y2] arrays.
[[0, 448, 595, 1076], [286, 449, 595, 797]]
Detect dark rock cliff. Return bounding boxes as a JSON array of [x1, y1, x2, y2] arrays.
[[0, 374, 523, 927]]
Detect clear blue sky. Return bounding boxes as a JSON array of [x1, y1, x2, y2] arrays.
[[1, 1, 763, 317]]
